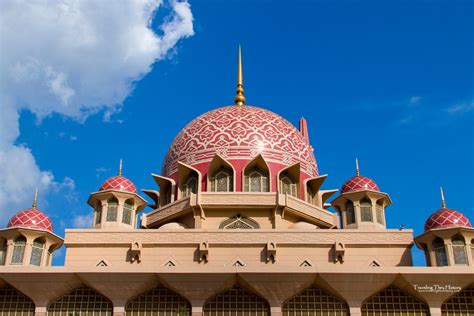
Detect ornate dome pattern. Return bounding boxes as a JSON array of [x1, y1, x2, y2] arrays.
[[7, 208, 53, 232], [162, 106, 318, 177], [99, 176, 137, 193], [341, 176, 380, 193], [424, 208, 472, 232]]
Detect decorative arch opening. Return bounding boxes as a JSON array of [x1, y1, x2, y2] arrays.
[[182, 176, 198, 198], [0, 238, 6, 265], [208, 155, 235, 192], [375, 200, 384, 225], [345, 201, 355, 225], [203, 285, 269, 316], [125, 285, 191, 316], [441, 284, 474, 315], [433, 237, 448, 267], [282, 285, 349, 316], [106, 198, 118, 222], [361, 285, 429, 316], [122, 199, 134, 225], [48, 285, 113, 316], [360, 198, 372, 222], [0, 285, 35, 316], [95, 202, 102, 225], [219, 214, 260, 229], [451, 235, 468, 265], [30, 237, 45, 266], [278, 164, 300, 198], [11, 236, 26, 265], [243, 155, 270, 192]]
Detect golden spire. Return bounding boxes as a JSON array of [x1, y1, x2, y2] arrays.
[[234, 45, 246, 106], [355, 158, 360, 176], [32, 188, 38, 209], [118, 159, 123, 176], [440, 187, 446, 208]]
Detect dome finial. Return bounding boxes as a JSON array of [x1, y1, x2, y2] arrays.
[[118, 159, 123, 176], [355, 158, 360, 176], [32, 188, 38, 209], [440, 187, 446, 208], [234, 45, 246, 106]]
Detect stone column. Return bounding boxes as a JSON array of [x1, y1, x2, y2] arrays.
[[270, 306, 282, 316], [444, 240, 454, 266], [34, 306, 47, 316], [113, 306, 125, 316], [5, 240, 13, 265], [191, 306, 203, 316], [429, 307, 442, 316], [349, 306, 362, 316]]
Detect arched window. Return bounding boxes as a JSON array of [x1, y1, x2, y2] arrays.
[[95, 202, 102, 225], [182, 176, 198, 197], [244, 168, 269, 192], [345, 201, 355, 225], [48, 285, 113, 316], [0, 285, 35, 316], [106, 198, 118, 222], [30, 238, 44, 266], [0, 238, 6, 265], [279, 173, 297, 197], [203, 285, 269, 316], [210, 167, 233, 192], [11, 236, 26, 264], [376, 200, 384, 225], [360, 198, 373, 222], [433, 238, 448, 267], [122, 199, 133, 225], [306, 186, 316, 204], [283, 285, 349, 316], [125, 286, 191, 316], [441, 284, 474, 315], [451, 236, 467, 265], [219, 214, 260, 229], [361, 285, 429, 316]]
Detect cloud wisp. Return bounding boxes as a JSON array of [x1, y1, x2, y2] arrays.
[[0, 0, 194, 222]]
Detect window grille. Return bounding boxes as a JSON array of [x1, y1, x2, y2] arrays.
[[122, 200, 133, 225], [345, 201, 355, 225], [48, 285, 112, 316], [203, 285, 269, 316], [375, 204, 384, 225], [29, 238, 44, 266], [0, 285, 35, 316], [219, 214, 260, 229], [244, 168, 269, 192], [433, 238, 448, 267], [360, 199, 372, 222], [442, 284, 474, 315], [125, 286, 191, 316], [452, 236, 467, 265], [11, 237, 26, 265], [280, 176, 297, 197], [211, 167, 233, 192], [283, 285, 349, 316], [306, 187, 315, 204], [182, 176, 197, 198], [0, 239, 6, 265], [106, 198, 118, 222], [95, 203, 102, 225], [361, 285, 429, 316]]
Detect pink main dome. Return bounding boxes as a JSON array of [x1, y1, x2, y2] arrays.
[[7, 208, 53, 232], [341, 175, 380, 193], [424, 208, 472, 232], [99, 176, 137, 193], [162, 105, 318, 180]]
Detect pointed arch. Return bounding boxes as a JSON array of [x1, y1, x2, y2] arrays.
[[0, 237, 6, 265], [178, 161, 202, 199], [304, 175, 327, 206], [48, 285, 113, 316], [0, 284, 35, 316], [203, 285, 269, 316], [11, 235, 26, 265], [30, 237, 45, 266], [125, 285, 191, 316], [106, 197, 118, 222], [219, 214, 260, 229], [208, 154, 235, 192], [361, 285, 429, 316], [441, 284, 474, 315], [433, 237, 448, 267], [360, 197, 372, 222], [277, 163, 300, 198], [451, 235, 468, 265], [243, 154, 270, 192], [282, 285, 349, 316]]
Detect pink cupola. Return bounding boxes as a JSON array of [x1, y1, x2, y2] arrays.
[[424, 188, 471, 232], [99, 159, 137, 193]]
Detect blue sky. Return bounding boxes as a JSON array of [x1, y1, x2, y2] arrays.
[[2, 0, 473, 266]]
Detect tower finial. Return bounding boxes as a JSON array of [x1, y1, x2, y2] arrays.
[[355, 158, 360, 176], [32, 188, 38, 209], [118, 159, 123, 176], [234, 45, 245, 106], [440, 187, 446, 208]]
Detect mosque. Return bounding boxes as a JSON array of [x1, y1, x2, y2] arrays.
[[0, 48, 473, 316]]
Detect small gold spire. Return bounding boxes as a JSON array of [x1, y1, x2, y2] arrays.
[[355, 158, 360, 176], [118, 159, 123, 176], [440, 187, 446, 208], [32, 188, 38, 209], [234, 45, 246, 106]]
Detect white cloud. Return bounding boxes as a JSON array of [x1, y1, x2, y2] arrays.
[[0, 0, 194, 222], [72, 213, 94, 229], [446, 101, 474, 114]]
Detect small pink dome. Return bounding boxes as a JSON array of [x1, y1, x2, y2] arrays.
[[7, 208, 53, 232], [341, 175, 380, 193], [99, 175, 137, 193], [424, 208, 472, 232]]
